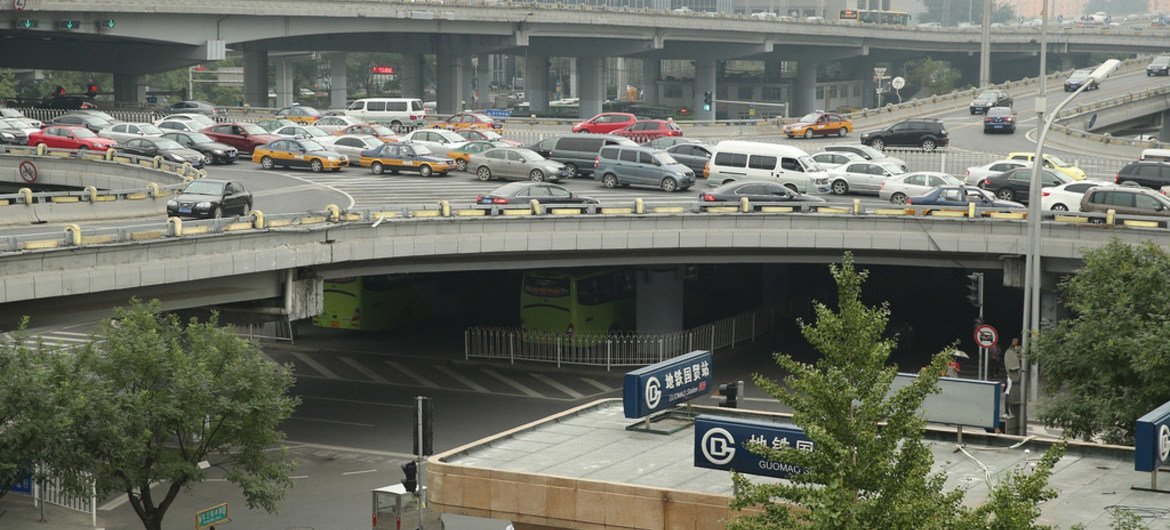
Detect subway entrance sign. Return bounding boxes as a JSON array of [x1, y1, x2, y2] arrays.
[[195, 503, 229, 528], [1135, 400, 1170, 473], [694, 415, 813, 479], [622, 350, 712, 419]]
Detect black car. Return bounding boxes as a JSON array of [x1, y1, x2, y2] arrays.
[[976, 167, 1070, 203], [161, 131, 238, 165], [49, 114, 115, 133], [117, 137, 205, 168], [1063, 68, 1098, 92], [1148, 56, 1170, 76], [969, 90, 1013, 114], [167, 179, 252, 219], [860, 119, 949, 151], [164, 100, 226, 119], [699, 181, 826, 208], [643, 137, 702, 149], [1115, 160, 1170, 190], [476, 182, 598, 206], [0, 121, 28, 145], [982, 107, 1016, 134], [664, 143, 713, 175]]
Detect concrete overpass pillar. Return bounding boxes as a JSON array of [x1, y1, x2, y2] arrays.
[[243, 49, 269, 108], [436, 52, 461, 115], [693, 59, 716, 122], [275, 59, 294, 109], [113, 73, 146, 104], [642, 59, 660, 106], [636, 267, 684, 333], [764, 61, 782, 82], [1159, 110, 1170, 142], [525, 56, 550, 114], [568, 58, 578, 99], [614, 58, 627, 102], [329, 52, 347, 111], [458, 55, 473, 112], [476, 55, 491, 108], [399, 54, 425, 99], [577, 56, 604, 120], [792, 61, 817, 117]]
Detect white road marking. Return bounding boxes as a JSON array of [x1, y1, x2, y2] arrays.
[[98, 482, 162, 510], [580, 377, 614, 392], [341, 469, 378, 476], [530, 373, 585, 399], [290, 351, 340, 379], [340, 356, 390, 384], [385, 361, 438, 388], [481, 369, 542, 398], [289, 416, 376, 428], [434, 365, 490, 393], [291, 475, 310, 479], [298, 395, 412, 408]]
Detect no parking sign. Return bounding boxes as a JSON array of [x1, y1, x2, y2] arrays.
[[974, 324, 998, 349]]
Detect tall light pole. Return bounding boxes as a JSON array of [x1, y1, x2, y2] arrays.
[[979, 0, 991, 87], [1018, 58, 1119, 435]]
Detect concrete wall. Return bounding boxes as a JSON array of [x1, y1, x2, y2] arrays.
[[0, 153, 188, 190]]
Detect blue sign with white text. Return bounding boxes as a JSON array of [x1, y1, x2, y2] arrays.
[[694, 415, 812, 479], [484, 109, 511, 119], [1135, 400, 1170, 472], [7, 473, 32, 495], [622, 350, 712, 419]]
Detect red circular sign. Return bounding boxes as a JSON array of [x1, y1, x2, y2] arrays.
[[13, 0, 26, 12], [973, 324, 999, 349], [18, 160, 37, 183]]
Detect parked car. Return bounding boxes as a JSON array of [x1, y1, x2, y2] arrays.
[[571, 112, 637, 134], [537, 134, 637, 178], [252, 138, 347, 172], [275, 105, 322, 124], [826, 159, 908, 195], [163, 100, 226, 119], [71, 109, 120, 123], [2, 116, 42, 131], [704, 140, 830, 194], [167, 179, 252, 219], [0, 108, 25, 119], [399, 129, 468, 153], [1115, 160, 1170, 189], [1148, 55, 1170, 76], [698, 181, 827, 208], [879, 171, 962, 204], [271, 125, 339, 146], [156, 120, 200, 133], [470, 147, 567, 182], [254, 119, 299, 133], [201, 122, 282, 154], [810, 151, 865, 172], [335, 123, 399, 142], [611, 120, 683, 142], [969, 90, 1013, 114], [1064, 68, 1099, 91], [977, 167, 1071, 202], [358, 141, 456, 176], [98, 122, 164, 143], [907, 185, 1024, 209], [783, 112, 852, 138], [28, 125, 115, 151], [1005, 152, 1085, 180], [0, 121, 29, 145], [449, 140, 509, 172], [329, 135, 386, 160], [161, 131, 238, 165], [983, 107, 1016, 134], [1041, 180, 1113, 212], [457, 129, 520, 146], [664, 143, 713, 175], [313, 115, 366, 134], [431, 112, 501, 131], [642, 137, 702, 149], [116, 137, 205, 168], [964, 159, 1031, 185], [49, 114, 115, 133], [475, 182, 597, 205], [595, 145, 695, 192], [154, 113, 217, 129], [860, 118, 949, 151], [821, 144, 907, 171], [1080, 185, 1170, 218]]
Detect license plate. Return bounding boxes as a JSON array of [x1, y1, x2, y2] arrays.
[[179, 207, 192, 214], [993, 125, 1003, 129]]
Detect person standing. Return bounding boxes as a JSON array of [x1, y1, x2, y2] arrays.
[[1003, 338, 1022, 416]]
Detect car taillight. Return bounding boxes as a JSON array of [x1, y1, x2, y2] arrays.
[[493, 197, 508, 204], [906, 198, 912, 204], [409, 115, 418, 120], [475, 195, 483, 202], [964, 169, 970, 176], [701, 194, 716, 202], [1042, 191, 1050, 197], [984, 117, 992, 123], [594, 155, 600, 169], [981, 179, 991, 186], [880, 181, 885, 190], [1115, 174, 1121, 183]]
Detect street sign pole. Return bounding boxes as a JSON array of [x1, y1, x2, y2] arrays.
[[416, 396, 427, 530]]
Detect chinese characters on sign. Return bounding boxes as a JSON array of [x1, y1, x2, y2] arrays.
[[622, 350, 713, 419], [694, 415, 813, 479]]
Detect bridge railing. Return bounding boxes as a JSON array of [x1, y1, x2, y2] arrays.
[[879, 147, 1127, 182], [0, 144, 205, 180]]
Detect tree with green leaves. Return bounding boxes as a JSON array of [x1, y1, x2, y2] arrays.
[[1036, 240, 1170, 445], [51, 299, 299, 530], [727, 254, 1064, 529], [903, 57, 964, 96]]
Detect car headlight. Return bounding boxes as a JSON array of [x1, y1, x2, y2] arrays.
[[0, 132, 12, 140], [170, 153, 185, 161], [212, 149, 225, 155], [167, 199, 177, 207], [196, 201, 212, 209], [327, 156, 338, 162]]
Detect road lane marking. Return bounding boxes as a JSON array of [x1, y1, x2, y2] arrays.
[[289, 416, 376, 428], [530, 373, 585, 399], [385, 361, 438, 388], [580, 377, 614, 392], [290, 351, 340, 379], [481, 369, 542, 398], [340, 356, 390, 384], [99, 481, 162, 510], [298, 395, 412, 408], [342, 469, 378, 476], [434, 365, 490, 393], [291, 475, 309, 479]]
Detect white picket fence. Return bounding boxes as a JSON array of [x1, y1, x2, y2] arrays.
[[12, 464, 98, 527], [464, 307, 775, 369]]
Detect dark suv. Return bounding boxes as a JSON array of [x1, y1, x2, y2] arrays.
[[1148, 56, 1170, 76], [860, 119, 949, 151], [1115, 160, 1170, 190]]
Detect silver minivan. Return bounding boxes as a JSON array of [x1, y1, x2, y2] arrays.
[[595, 146, 695, 192]]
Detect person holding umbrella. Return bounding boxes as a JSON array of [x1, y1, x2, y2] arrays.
[[944, 349, 969, 378]]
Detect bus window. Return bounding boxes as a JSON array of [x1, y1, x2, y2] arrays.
[[520, 270, 635, 336]]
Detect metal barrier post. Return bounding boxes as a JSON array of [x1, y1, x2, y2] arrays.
[[509, 332, 515, 364], [607, 340, 612, 371], [464, 329, 469, 361], [752, 314, 756, 341], [557, 336, 562, 368], [732, 319, 737, 348], [658, 339, 664, 362]]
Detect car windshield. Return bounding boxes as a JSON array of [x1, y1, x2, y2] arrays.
[[880, 162, 907, 175], [655, 153, 679, 165], [478, 130, 503, 140], [298, 107, 321, 115], [73, 128, 97, 139], [12, 118, 38, 128], [138, 124, 163, 135], [1045, 155, 1069, 166], [297, 140, 326, 151], [1155, 57, 1170, 66], [856, 145, 883, 159], [302, 126, 328, 137], [799, 156, 823, 172], [183, 181, 225, 195], [1070, 70, 1091, 79], [185, 133, 214, 143], [240, 123, 268, 135], [798, 113, 821, 122], [514, 148, 542, 160], [90, 118, 114, 128], [411, 145, 434, 156], [371, 126, 394, 136], [153, 139, 184, 150], [977, 91, 998, 99]]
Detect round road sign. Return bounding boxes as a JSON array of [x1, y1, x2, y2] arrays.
[[891, 76, 906, 90], [974, 324, 999, 349], [18, 160, 37, 183]]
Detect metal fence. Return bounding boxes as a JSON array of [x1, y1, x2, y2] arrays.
[[464, 306, 775, 369], [883, 147, 1129, 182], [19, 464, 98, 527]]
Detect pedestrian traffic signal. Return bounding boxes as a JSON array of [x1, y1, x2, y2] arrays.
[[400, 461, 418, 493], [703, 91, 712, 112], [57, 19, 80, 30], [965, 272, 983, 308], [718, 381, 740, 408], [16, 19, 38, 29]]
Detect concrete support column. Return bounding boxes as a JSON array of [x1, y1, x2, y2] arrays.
[[525, 56, 550, 114], [476, 55, 491, 108], [113, 73, 146, 104], [436, 52, 461, 115], [641, 59, 660, 105], [243, 48, 269, 108], [399, 54, 425, 99], [636, 267, 684, 333], [693, 59, 716, 122], [577, 56, 604, 120], [275, 59, 294, 109], [1160, 110, 1170, 142], [764, 61, 782, 83], [614, 58, 627, 102], [569, 58, 578, 99], [792, 60, 817, 117], [329, 52, 347, 110], [457, 55, 473, 112]]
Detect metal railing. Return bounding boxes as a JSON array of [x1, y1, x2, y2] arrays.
[[879, 147, 1128, 182], [464, 307, 775, 369], [20, 464, 98, 526]]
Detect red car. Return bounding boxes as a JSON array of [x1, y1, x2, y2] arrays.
[[571, 112, 636, 134], [612, 120, 683, 142], [201, 122, 282, 154], [28, 125, 115, 151]]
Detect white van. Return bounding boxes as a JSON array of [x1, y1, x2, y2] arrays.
[[345, 98, 426, 131], [704, 140, 830, 194], [1140, 148, 1170, 162]]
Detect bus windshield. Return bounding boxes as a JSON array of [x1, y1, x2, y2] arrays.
[[520, 270, 635, 335]]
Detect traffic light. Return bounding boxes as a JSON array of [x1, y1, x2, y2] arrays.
[[413, 396, 433, 457], [702, 91, 713, 112], [99, 19, 116, 29], [85, 81, 99, 98], [965, 272, 983, 308], [15, 19, 38, 29], [57, 19, 80, 30], [718, 381, 741, 408], [400, 461, 417, 493]]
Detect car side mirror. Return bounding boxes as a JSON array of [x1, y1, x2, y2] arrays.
[[518, 158, 526, 163]]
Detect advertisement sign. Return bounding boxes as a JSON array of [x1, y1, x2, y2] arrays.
[[694, 415, 812, 479], [622, 350, 712, 419], [1135, 400, 1170, 472], [889, 373, 1001, 429]]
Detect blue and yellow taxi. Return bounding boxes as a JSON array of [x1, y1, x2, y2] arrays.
[[358, 141, 456, 177], [253, 138, 348, 172]]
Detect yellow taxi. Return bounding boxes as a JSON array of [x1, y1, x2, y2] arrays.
[[783, 111, 852, 139], [1005, 152, 1086, 180], [275, 105, 322, 124], [431, 112, 501, 132], [253, 138, 348, 172], [358, 141, 457, 177]]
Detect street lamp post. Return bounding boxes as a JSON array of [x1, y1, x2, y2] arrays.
[[1017, 58, 1120, 435]]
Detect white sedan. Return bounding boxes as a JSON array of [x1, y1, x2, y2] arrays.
[[98, 122, 164, 143], [827, 159, 907, 195], [271, 125, 339, 146], [879, 171, 962, 204], [810, 151, 864, 171], [1041, 180, 1114, 212], [964, 159, 1031, 185], [313, 115, 366, 134], [329, 134, 385, 159], [400, 129, 468, 152], [154, 113, 216, 129]]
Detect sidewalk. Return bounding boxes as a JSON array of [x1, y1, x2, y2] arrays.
[[0, 495, 104, 530]]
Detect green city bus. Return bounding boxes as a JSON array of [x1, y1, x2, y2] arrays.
[[313, 275, 438, 331], [520, 269, 636, 336]]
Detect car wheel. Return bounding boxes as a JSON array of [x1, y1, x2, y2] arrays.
[[529, 169, 545, 181], [838, 126, 848, 137], [804, 129, 814, 139], [870, 138, 885, 150], [202, 151, 214, 165], [1051, 203, 1068, 212], [419, 164, 433, 177], [212, 206, 224, 219], [602, 173, 618, 188], [996, 188, 1015, 201], [890, 192, 908, 205], [390, 121, 403, 133], [564, 163, 578, 178], [371, 162, 385, 175], [831, 179, 849, 195], [476, 166, 492, 181], [661, 178, 679, 192], [78, 146, 88, 154], [921, 138, 936, 151], [311, 159, 324, 172], [456, 158, 467, 172], [784, 183, 798, 193], [261, 156, 274, 169]]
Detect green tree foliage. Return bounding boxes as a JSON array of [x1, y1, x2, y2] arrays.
[[0, 69, 18, 101], [1036, 240, 1170, 445], [727, 254, 1065, 529], [903, 57, 963, 95], [918, 0, 1016, 25], [53, 300, 299, 530]]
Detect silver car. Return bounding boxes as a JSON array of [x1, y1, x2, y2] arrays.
[[313, 115, 365, 134], [470, 147, 568, 182], [827, 159, 907, 195], [879, 171, 962, 205], [98, 122, 164, 143], [810, 151, 864, 171], [329, 134, 384, 159]]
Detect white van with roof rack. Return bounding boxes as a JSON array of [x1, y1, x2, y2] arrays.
[[344, 98, 426, 131], [704, 140, 830, 194]]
